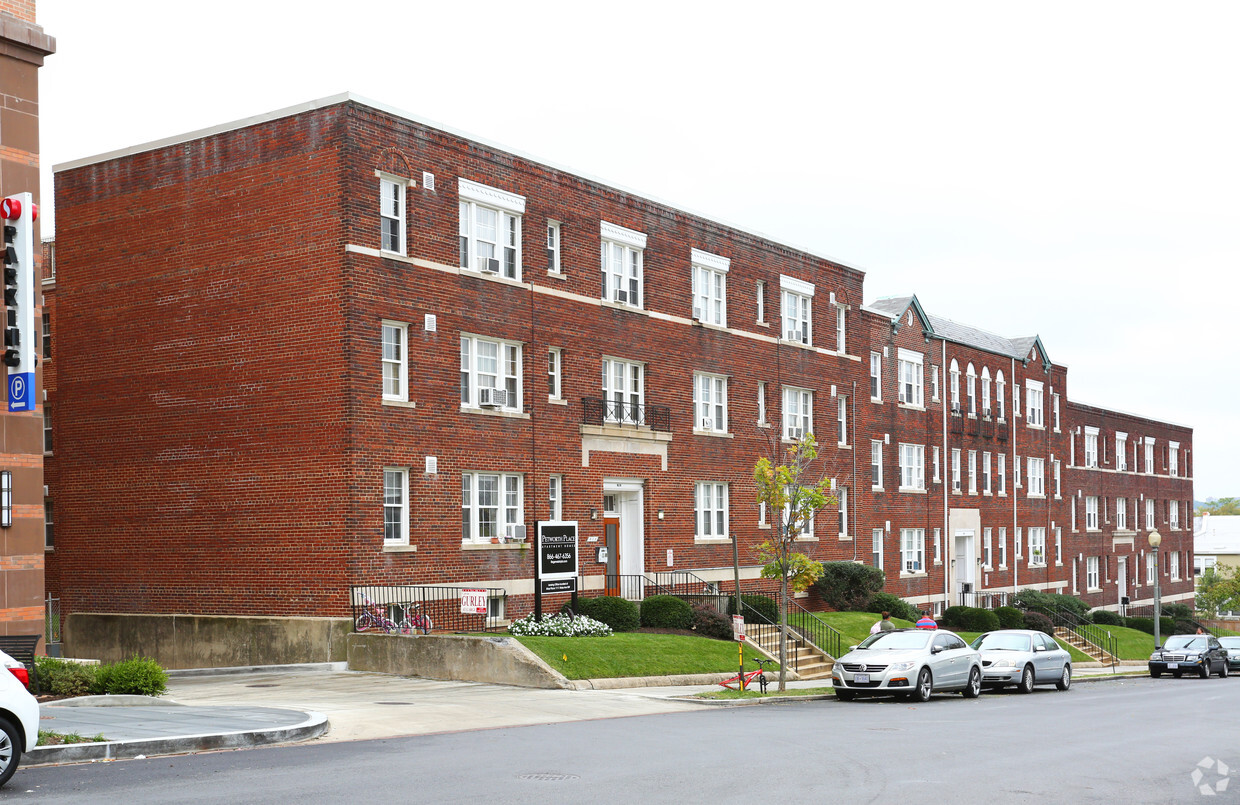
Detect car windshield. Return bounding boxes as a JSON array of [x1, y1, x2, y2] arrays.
[[1219, 638, 1240, 649], [1163, 636, 1207, 650], [970, 633, 1032, 652], [858, 631, 932, 650]]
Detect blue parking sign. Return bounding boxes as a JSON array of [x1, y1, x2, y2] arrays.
[[8, 372, 33, 412]]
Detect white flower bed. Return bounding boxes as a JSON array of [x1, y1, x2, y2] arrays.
[[508, 613, 613, 637]]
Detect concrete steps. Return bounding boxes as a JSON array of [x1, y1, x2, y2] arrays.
[[745, 623, 836, 680], [1053, 627, 1118, 665]]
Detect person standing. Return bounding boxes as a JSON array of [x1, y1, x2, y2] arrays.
[[870, 611, 896, 633], [915, 611, 937, 629]]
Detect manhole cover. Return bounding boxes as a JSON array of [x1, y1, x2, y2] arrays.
[[246, 684, 279, 688], [375, 701, 413, 706], [518, 773, 580, 782]]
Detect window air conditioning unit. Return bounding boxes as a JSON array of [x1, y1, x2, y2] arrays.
[[952, 481, 962, 492], [481, 257, 501, 273], [478, 387, 507, 408], [505, 524, 526, 541], [951, 403, 962, 415], [699, 417, 714, 431], [789, 427, 803, 440], [983, 408, 991, 419], [693, 305, 703, 321]]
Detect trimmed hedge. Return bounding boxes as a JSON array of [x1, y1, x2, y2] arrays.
[[1012, 589, 1090, 618], [995, 606, 1025, 629], [1091, 609, 1121, 626], [726, 594, 779, 624], [867, 592, 920, 622], [941, 606, 1000, 632], [1123, 616, 1176, 638], [35, 655, 168, 697], [1162, 602, 1193, 620], [691, 604, 734, 641], [814, 562, 885, 611], [564, 596, 641, 632], [1022, 610, 1055, 638], [640, 595, 693, 629]]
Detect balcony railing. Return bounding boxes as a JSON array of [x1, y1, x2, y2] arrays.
[[996, 425, 1009, 442], [950, 414, 964, 435], [582, 397, 671, 432], [982, 418, 995, 439]]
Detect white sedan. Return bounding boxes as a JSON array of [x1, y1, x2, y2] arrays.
[[970, 629, 1073, 692], [832, 629, 983, 702], [0, 649, 39, 788]]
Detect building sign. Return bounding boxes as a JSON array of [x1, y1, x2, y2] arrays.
[[537, 521, 578, 594], [732, 615, 746, 642], [460, 588, 488, 615]]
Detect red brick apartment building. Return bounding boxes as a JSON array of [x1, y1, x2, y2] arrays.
[[0, 3, 54, 645], [43, 94, 1193, 655]]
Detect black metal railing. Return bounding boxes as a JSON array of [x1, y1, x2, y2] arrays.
[[1025, 604, 1118, 670], [1124, 604, 1215, 636], [581, 397, 671, 432], [786, 597, 844, 660], [949, 414, 964, 435], [958, 590, 1010, 609], [982, 419, 995, 439], [996, 425, 1008, 442], [350, 584, 507, 633]]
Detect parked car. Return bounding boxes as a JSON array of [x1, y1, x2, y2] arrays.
[[0, 649, 39, 788], [832, 628, 982, 702], [969, 629, 1072, 692], [1219, 637, 1240, 673], [1148, 634, 1228, 678]]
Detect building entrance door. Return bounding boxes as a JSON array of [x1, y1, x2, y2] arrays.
[[1117, 557, 1128, 613], [954, 530, 976, 605], [604, 515, 621, 597]]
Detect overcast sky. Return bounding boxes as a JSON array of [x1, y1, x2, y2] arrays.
[[34, 1, 1240, 499]]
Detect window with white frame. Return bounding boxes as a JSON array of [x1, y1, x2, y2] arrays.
[[600, 222, 646, 307], [966, 363, 977, 415], [382, 322, 408, 401], [871, 440, 883, 489], [995, 371, 1006, 420], [870, 352, 882, 400], [1014, 384, 1021, 417], [871, 528, 884, 569], [1071, 499, 1077, 531], [782, 386, 812, 440], [951, 448, 961, 492], [1087, 556, 1099, 590], [43, 500, 52, 549], [931, 364, 940, 402], [835, 305, 846, 353], [1086, 496, 1099, 530], [1116, 497, 1128, 530], [1054, 459, 1061, 497], [1144, 438, 1155, 474], [1145, 498, 1155, 529], [780, 275, 814, 345], [459, 178, 525, 280], [1170, 499, 1179, 529], [1196, 555, 1217, 577], [549, 474, 563, 521], [1026, 379, 1044, 426], [1169, 441, 1179, 477], [602, 357, 644, 425], [984, 527, 993, 569], [899, 443, 925, 491], [998, 527, 1008, 567], [757, 382, 767, 425], [695, 482, 728, 539], [546, 220, 561, 273], [380, 176, 407, 255], [461, 471, 523, 543], [548, 348, 562, 400], [1146, 551, 1155, 584], [783, 486, 815, 538], [461, 335, 522, 411], [968, 450, 978, 494], [1015, 455, 1022, 488], [1053, 393, 1061, 431], [837, 487, 848, 537], [949, 359, 961, 411], [998, 453, 1006, 494], [837, 396, 848, 445], [932, 446, 941, 484], [981, 367, 992, 416], [694, 373, 728, 433], [898, 349, 924, 407], [756, 280, 766, 323], [1116, 432, 1128, 470], [901, 528, 925, 574], [983, 452, 992, 494], [384, 467, 409, 545], [1027, 457, 1044, 497], [934, 528, 942, 564], [1170, 551, 1180, 580], [1084, 427, 1098, 467], [691, 248, 729, 326], [1055, 527, 1062, 564], [1016, 527, 1023, 559], [43, 406, 51, 454]]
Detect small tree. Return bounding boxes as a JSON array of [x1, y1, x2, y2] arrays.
[[753, 433, 835, 691], [1197, 565, 1240, 618]]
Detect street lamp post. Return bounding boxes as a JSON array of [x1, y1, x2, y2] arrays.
[[1149, 529, 1162, 648]]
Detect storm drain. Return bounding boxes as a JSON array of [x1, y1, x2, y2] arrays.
[[246, 684, 279, 688], [375, 701, 414, 706], [518, 773, 580, 782]]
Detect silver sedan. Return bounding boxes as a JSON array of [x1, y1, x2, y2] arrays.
[[832, 628, 982, 702], [970, 629, 1072, 693]]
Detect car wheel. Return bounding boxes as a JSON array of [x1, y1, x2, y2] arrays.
[[962, 667, 982, 699], [834, 689, 855, 701], [1150, 669, 1162, 678], [1056, 665, 1071, 691], [0, 715, 22, 789], [1220, 662, 1229, 679], [1173, 671, 1183, 678], [1199, 662, 1211, 679], [1018, 665, 1035, 694], [914, 668, 933, 703]]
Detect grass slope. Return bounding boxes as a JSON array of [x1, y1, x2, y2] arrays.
[[516, 633, 778, 680]]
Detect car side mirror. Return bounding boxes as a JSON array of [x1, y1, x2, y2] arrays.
[[931, 645, 943, 654], [1155, 644, 1162, 650], [849, 645, 858, 651], [1034, 645, 1045, 652]]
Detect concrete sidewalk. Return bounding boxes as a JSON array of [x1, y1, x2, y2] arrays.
[[23, 661, 1148, 767]]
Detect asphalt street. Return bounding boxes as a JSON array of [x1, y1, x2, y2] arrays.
[[13, 676, 1240, 804]]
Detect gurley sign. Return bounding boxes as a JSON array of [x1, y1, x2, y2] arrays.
[[537, 522, 578, 594]]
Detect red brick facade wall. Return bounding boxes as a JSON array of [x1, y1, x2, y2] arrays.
[[45, 97, 1195, 620]]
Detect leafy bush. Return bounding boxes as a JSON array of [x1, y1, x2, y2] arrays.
[[509, 613, 612, 637], [725, 594, 779, 624], [563, 596, 640, 632], [1091, 609, 1121, 626], [1011, 589, 1090, 618], [1124, 616, 1176, 638], [940, 606, 970, 628], [1173, 619, 1201, 636], [942, 606, 999, 632], [690, 604, 734, 641], [640, 595, 693, 629], [92, 656, 168, 697], [814, 562, 885, 611], [1162, 603, 1193, 620], [995, 606, 1025, 629], [34, 656, 97, 697], [866, 592, 920, 623], [1022, 610, 1055, 638]]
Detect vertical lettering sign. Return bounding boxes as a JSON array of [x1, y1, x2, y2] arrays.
[[537, 521, 578, 594]]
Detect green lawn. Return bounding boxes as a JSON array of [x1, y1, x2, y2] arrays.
[[516, 633, 779, 680]]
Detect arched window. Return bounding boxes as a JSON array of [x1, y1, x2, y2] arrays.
[[949, 359, 961, 411], [966, 363, 977, 415], [995, 370, 1006, 420], [981, 367, 992, 416]]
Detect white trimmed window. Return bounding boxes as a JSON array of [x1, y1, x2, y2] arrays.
[[43, 406, 52, 454], [780, 275, 814, 345], [998, 453, 1006, 494], [758, 382, 768, 425], [600, 221, 646, 307], [1116, 432, 1128, 470], [1084, 427, 1099, 468], [1145, 497, 1155, 529], [783, 486, 815, 539], [380, 175, 407, 255], [901, 528, 926, 574], [930, 364, 940, 402], [1169, 441, 1180, 477], [548, 348, 562, 400], [1170, 551, 1180, 580], [546, 220, 562, 273], [602, 357, 644, 425], [1144, 438, 1155, 474], [782, 386, 812, 440], [756, 280, 766, 324], [691, 248, 729, 326], [871, 440, 883, 489], [1170, 499, 1180, 530], [1116, 497, 1128, 530], [694, 373, 728, 433], [1055, 528, 1062, 564], [1026, 379, 1044, 426], [835, 304, 846, 353], [1071, 499, 1077, 531], [459, 178, 525, 280], [462, 472, 523, 543], [382, 322, 408, 401], [837, 396, 848, 446], [549, 475, 563, 521], [695, 482, 729, 539], [934, 528, 942, 564], [870, 352, 882, 400], [1027, 457, 1044, 497], [951, 448, 961, 492], [949, 359, 961, 411], [1146, 551, 1155, 584], [1086, 556, 1099, 590], [932, 446, 941, 484], [383, 467, 410, 545], [898, 349, 924, 407], [1086, 496, 1099, 530], [996, 371, 1006, 420], [999, 527, 1008, 567], [984, 527, 993, 569], [872, 528, 884, 569], [1015, 454, 1022, 488], [1053, 393, 1061, 430], [1016, 527, 1023, 559], [982, 452, 992, 494], [460, 335, 522, 412], [1053, 459, 1061, 497], [968, 450, 978, 494], [837, 487, 848, 538], [981, 367, 992, 416], [966, 363, 977, 415]]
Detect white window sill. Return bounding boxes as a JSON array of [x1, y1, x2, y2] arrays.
[[837, 535, 852, 542], [383, 544, 417, 553], [901, 572, 928, 579], [1027, 494, 1045, 500], [899, 487, 927, 494], [601, 299, 646, 314], [461, 541, 529, 551], [897, 403, 926, 412], [548, 397, 568, 406], [758, 523, 772, 530], [1027, 424, 1045, 431], [1087, 587, 1102, 593], [757, 320, 769, 328], [999, 565, 1008, 571], [463, 267, 525, 285], [872, 485, 884, 492], [693, 429, 734, 439], [794, 535, 819, 542], [983, 491, 992, 497], [383, 399, 417, 409], [757, 421, 771, 429], [380, 249, 408, 259], [838, 443, 851, 450], [779, 339, 815, 350], [462, 406, 531, 420], [871, 397, 882, 404], [692, 319, 728, 331], [546, 270, 565, 279], [694, 536, 731, 545]]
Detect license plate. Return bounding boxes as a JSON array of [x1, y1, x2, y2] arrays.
[[1167, 663, 1178, 669], [855, 673, 870, 684]]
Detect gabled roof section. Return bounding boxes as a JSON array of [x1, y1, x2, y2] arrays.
[[869, 294, 1052, 366], [867, 295, 933, 334]]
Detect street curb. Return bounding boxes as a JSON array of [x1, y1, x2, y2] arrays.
[[165, 662, 348, 678], [22, 709, 329, 766]]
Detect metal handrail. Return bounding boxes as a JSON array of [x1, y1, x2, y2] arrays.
[[581, 397, 671, 432], [1026, 604, 1117, 670], [1123, 603, 1215, 636], [784, 597, 844, 660], [350, 584, 507, 633]]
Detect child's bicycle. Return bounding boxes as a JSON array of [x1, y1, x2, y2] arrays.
[[398, 603, 433, 635], [355, 594, 400, 633], [719, 657, 774, 694]]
